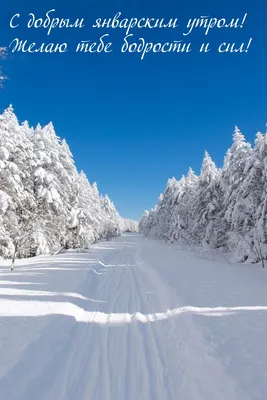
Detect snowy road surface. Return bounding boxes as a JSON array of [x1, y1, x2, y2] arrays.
[[0, 234, 267, 400]]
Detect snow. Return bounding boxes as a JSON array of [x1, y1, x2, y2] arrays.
[[0, 146, 9, 160], [0, 233, 267, 400], [139, 125, 267, 263], [0, 106, 137, 258]]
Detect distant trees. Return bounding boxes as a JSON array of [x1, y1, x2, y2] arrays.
[[0, 106, 136, 260], [139, 126, 267, 266], [120, 218, 139, 233]]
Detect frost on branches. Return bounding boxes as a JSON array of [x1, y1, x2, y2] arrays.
[[139, 126, 267, 266], [0, 47, 7, 87], [120, 218, 139, 233], [0, 106, 135, 259]]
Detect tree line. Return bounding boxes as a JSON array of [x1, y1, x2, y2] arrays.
[[0, 105, 137, 259], [139, 126, 267, 266]]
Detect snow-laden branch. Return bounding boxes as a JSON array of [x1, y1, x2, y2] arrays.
[[0, 105, 125, 260], [139, 126, 267, 266], [0, 47, 7, 87]]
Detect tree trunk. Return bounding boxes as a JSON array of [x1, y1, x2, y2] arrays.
[[11, 256, 15, 271], [11, 240, 18, 271]]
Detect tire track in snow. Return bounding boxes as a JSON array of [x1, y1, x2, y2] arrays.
[[133, 242, 180, 399], [0, 236, 263, 400], [129, 251, 166, 399], [123, 249, 150, 400], [133, 238, 251, 400], [66, 242, 129, 400]]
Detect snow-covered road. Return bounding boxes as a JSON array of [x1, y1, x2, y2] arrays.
[[0, 234, 267, 400]]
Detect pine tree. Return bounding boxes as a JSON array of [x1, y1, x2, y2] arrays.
[[0, 106, 123, 259], [0, 105, 35, 259], [191, 151, 220, 247], [221, 127, 252, 240]]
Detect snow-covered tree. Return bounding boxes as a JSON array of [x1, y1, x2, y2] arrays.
[[191, 151, 221, 247], [139, 210, 149, 234], [30, 122, 70, 253], [0, 105, 37, 258], [120, 218, 139, 232], [139, 126, 267, 266], [0, 106, 124, 260], [221, 127, 252, 238], [101, 195, 121, 239], [168, 168, 198, 244]]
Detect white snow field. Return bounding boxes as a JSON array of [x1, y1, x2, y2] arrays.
[[0, 234, 267, 400]]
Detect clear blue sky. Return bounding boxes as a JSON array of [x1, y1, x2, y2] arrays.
[[0, 0, 266, 220]]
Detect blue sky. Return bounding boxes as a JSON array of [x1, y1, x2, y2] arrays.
[[0, 0, 266, 220]]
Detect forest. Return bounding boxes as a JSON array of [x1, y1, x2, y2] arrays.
[[0, 105, 137, 259], [139, 126, 267, 266]]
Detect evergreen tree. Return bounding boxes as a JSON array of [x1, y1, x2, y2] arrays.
[[0, 106, 123, 260], [191, 151, 220, 247], [221, 127, 252, 240], [139, 126, 266, 266]]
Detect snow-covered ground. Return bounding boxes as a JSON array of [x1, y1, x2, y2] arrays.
[[0, 234, 267, 400]]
